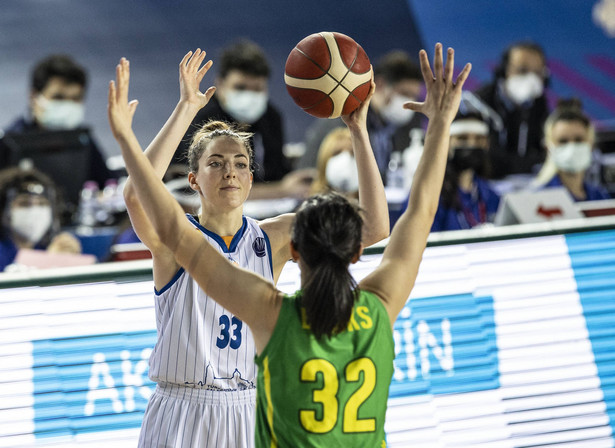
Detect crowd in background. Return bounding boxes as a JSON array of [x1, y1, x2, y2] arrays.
[[0, 38, 613, 271]]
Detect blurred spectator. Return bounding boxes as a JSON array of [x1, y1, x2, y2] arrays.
[[475, 41, 550, 178], [297, 50, 425, 184], [1, 54, 114, 188], [430, 108, 501, 232], [532, 99, 611, 201], [310, 127, 358, 198], [173, 39, 313, 200], [0, 167, 82, 271]]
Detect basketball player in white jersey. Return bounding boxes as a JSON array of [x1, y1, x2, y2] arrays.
[[118, 50, 389, 447]]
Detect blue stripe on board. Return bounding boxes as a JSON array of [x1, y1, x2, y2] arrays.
[[389, 292, 498, 398], [32, 331, 157, 438], [567, 229, 615, 432]]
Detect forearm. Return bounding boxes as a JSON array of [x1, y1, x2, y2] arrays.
[[117, 129, 185, 250], [124, 100, 199, 197], [350, 125, 389, 245], [406, 117, 450, 218], [143, 100, 200, 175]]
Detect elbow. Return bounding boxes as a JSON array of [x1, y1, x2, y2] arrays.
[[123, 179, 138, 204], [363, 220, 390, 247], [373, 220, 391, 244]]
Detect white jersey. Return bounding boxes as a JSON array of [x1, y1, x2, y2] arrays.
[[148, 214, 273, 391]]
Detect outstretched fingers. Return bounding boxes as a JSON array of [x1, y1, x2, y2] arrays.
[[116, 58, 131, 105], [444, 47, 454, 85], [433, 43, 443, 82], [418, 49, 433, 84], [196, 59, 214, 83], [454, 62, 472, 90]]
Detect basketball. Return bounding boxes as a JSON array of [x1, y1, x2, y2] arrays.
[[284, 32, 372, 119]]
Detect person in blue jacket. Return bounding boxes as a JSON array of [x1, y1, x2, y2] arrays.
[[430, 104, 500, 231], [0, 167, 81, 271], [532, 99, 611, 201]]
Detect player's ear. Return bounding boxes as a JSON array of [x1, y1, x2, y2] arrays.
[[188, 172, 200, 193]]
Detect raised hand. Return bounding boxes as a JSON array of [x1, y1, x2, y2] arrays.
[[108, 58, 139, 142], [179, 48, 216, 109], [403, 43, 471, 123], [341, 70, 375, 130]]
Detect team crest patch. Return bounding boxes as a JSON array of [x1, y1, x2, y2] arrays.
[[252, 237, 266, 257]]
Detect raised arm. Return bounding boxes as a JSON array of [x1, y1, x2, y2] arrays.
[[122, 50, 215, 255], [359, 44, 471, 323], [260, 78, 388, 283], [341, 77, 390, 246], [109, 58, 281, 350]]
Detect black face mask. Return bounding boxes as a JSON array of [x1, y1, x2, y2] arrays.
[[451, 147, 487, 173]]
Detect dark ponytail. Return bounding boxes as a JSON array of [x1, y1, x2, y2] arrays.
[[292, 193, 363, 339]]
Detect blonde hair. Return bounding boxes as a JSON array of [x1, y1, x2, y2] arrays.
[[532, 100, 595, 188], [187, 120, 254, 173], [311, 127, 352, 195]]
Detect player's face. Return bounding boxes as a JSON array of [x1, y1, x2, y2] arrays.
[[192, 137, 253, 211]]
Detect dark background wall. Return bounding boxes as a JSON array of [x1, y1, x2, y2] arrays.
[[0, 0, 613, 160]]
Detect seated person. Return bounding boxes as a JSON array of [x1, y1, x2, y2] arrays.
[[404, 95, 499, 232], [0, 167, 81, 271], [2, 54, 114, 190], [474, 41, 551, 178], [172, 40, 313, 200], [532, 99, 611, 201], [298, 49, 425, 184], [310, 127, 358, 198]]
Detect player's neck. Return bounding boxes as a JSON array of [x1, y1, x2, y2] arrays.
[[199, 207, 244, 237]]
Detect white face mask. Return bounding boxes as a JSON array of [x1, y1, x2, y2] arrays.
[[325, 151, 359, 193], [36, 95, 85, 130], [222, 90, 268, 124], [10, 205, 53, 244], [551, 142, 592, 173], [504, 73, 544, 105], [380, 93, 415, 126]]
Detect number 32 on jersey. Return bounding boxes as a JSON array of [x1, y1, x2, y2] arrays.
[[300, 357, 376, 434]]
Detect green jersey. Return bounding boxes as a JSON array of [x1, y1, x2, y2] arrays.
[[255, 289, 394, 447]]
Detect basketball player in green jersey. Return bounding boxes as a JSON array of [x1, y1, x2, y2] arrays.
[[109, 43, 470, 447]]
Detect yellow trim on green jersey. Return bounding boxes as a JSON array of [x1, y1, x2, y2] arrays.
[[263, 356, 278, 447]]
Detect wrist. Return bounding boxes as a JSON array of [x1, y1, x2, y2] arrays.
[[176, 99, 202, 115]]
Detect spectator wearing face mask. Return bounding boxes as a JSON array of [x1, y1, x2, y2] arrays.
[[532, 99, 610, 201], [311, 127, 359, 198], [2, 54, 114, 189], [475, 41, 551, 179], [429, 107, 500, 231], [0, 167, 82, 272], [298, 50, 425, 184], [173, 40, 314, 201]]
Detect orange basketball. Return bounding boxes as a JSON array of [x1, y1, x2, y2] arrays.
[[284, 32, 372, 119]]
